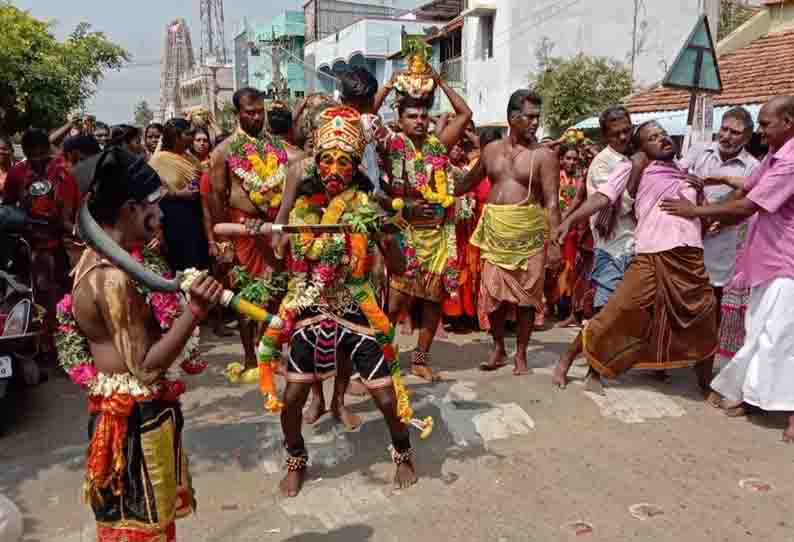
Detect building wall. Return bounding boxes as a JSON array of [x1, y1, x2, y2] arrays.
[[304, 0, 426, 43], [235, 11, 307, 98], [463, 0, 702, 125]]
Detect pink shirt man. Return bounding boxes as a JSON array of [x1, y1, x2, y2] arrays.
[[741, 137, 794, 288], [598, 160, 702, 254]]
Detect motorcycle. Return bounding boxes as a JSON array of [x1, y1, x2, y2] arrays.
[[0, 205, 44, 426]]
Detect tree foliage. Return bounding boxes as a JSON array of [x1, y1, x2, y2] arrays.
[[530, 54, 632, 137], [0, 3, 129, 135], [719, 0, 758, 41], [134, 100, 154, 127]]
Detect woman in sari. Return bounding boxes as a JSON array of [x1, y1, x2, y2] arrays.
[[149, 118, 211, 273]]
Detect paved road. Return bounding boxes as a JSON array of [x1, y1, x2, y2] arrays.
[[2, 325, 793, 541]]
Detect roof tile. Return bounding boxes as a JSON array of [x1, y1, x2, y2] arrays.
[[625, 27, 794, 113]]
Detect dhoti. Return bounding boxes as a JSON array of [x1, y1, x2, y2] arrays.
[[583, 247, 718, 378], [390, 226, 450, 303], [228, 208, 274, 277], [86, 380, 194, 542], [470, 202, 547, 325], [712, 278, 794, 411]]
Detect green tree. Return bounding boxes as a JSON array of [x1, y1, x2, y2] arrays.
[[719, 0, 758, 41], [0, 3, 129, 135], [134, 100, 154, 127], [530, 54, 632, 137], [217, 100, 237, 133]]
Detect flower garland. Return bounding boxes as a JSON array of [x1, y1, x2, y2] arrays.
[[55, 249, 204, 390], [389, 134, 454, 208], [387, 134, 460, 295], [253, 189, 433, 437], [227, 133, 288, 220]]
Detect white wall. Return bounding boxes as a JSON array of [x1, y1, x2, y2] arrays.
[[464, 0, 702, 125]]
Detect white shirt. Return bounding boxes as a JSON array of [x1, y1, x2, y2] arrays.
[[680, 142, 760, 286], [0, 494, 22, 542], [586, 146, 635, 258]]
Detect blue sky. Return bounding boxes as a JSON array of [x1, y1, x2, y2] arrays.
[[15, 0, 297, 123]]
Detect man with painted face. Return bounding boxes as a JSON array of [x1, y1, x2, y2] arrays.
[[66, 148, 222, 542], [660, 96, 794, 441], [455, 90, 561, 376], [269, 106, 419, 497], [554, 121, 717, 395], [3, 128, 79, 364], [370, 69, 472, 382], [209, 88, 293, 379]]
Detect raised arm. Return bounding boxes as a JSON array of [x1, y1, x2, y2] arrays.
[[372, 74, 396, 115], [436, 72, 473, 150], [454, 157, 485, 196], [50, 117, 79, 148]]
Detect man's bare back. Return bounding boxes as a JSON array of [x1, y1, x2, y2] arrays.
[[481, 139, 556, 207]]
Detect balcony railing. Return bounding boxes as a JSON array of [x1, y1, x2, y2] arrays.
[[441, 57, 463, 84]]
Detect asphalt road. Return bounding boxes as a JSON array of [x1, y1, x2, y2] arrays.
[[1, 324, 793, 542]]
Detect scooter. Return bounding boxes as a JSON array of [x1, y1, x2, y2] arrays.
[[0, 205, 44, 429]]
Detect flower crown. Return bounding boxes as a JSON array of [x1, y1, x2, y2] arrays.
[[315, 106, 365, 159]]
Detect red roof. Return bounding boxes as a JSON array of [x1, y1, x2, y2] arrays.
[[625, 27, 794, 113]]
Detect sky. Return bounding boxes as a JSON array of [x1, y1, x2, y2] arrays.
[[15, 0, 298, 124]]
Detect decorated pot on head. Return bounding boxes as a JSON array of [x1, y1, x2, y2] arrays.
[[394, 38, 436, 100]]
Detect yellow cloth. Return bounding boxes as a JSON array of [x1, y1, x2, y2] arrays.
[[470, 203, 546, 271], [149, 151, 198, 194]]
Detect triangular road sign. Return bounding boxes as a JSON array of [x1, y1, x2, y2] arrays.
[[663, 15, 723, 93]]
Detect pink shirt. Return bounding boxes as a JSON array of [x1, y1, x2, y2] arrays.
[[599, 160, 702, 254], [741, 137, 794, 288]]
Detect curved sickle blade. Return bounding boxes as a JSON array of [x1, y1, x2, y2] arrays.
[[77, 202, 180, 293]]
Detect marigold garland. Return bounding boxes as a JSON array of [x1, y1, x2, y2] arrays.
[[227, 133, 288, 220]]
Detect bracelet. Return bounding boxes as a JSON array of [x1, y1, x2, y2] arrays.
[[187, 302, 208, 321]]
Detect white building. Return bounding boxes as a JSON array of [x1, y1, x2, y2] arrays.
[[462, 0, 705, 125], [303, 17, 444, 95]]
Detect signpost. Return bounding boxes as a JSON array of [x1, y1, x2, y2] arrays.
[[662, 15, 722, 153]]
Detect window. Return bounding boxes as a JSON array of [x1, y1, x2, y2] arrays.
[[481, 15, 494, 60]]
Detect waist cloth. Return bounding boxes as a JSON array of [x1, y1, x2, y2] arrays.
[[470, 202, 546, 317], [288, 305, 392, 389], [227, 207, 274, 278], [390, 224, 450, 303], [86, 379, 194, 541], [583, 247, 717, 378]]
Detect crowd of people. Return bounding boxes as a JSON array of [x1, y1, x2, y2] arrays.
[[2, 61, 794, 542]]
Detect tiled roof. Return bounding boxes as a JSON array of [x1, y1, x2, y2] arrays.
[[625, 27, 794, 113]]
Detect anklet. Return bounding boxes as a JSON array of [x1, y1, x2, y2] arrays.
[[388, 445, 414, 465], [411, 350, 431, 366], [285, 454, 308, 472]]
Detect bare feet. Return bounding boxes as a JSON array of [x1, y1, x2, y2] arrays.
[[706, 391, 723, 408], [347, 378, 369, 397], [584, 372, 605, 395], [552, 361, 569, 389], [783, 416, 794, 443], [555, 315, 578, 328], [724, 404, 748, 417], [304, 396, 328, 425], [394, 460, 418, 490], [332, 403, 362, 431], [513, 356, 532, 376], [412, 364, 440, 382], [279, 469, 305, 498], [479, 348, 507, 372]]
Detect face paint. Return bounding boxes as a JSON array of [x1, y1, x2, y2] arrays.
[[318, 148, 355, 195]]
